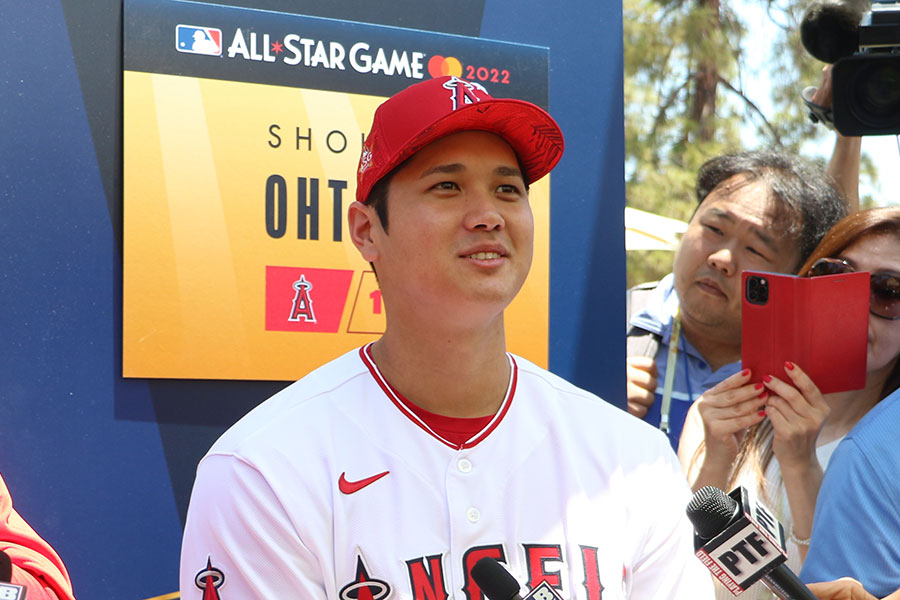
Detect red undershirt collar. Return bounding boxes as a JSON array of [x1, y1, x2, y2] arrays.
[[359, 343, 517, 450]]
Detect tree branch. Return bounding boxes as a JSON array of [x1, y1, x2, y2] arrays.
[[764, 0, 794, 33], [716, 75, 783, 146], [646, 75, 693, 170]]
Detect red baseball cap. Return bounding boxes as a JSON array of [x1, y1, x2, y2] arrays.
[[356, 75, 565, 204]]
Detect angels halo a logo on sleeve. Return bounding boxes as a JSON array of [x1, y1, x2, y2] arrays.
[[194, 558, 225, 599]]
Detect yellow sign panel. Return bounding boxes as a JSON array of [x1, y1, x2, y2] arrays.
[[123, 72, 549, 380]]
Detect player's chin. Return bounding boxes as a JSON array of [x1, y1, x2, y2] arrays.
[[462, 277, 524, 307]]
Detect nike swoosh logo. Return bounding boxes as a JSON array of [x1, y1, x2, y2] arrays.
[[339, 470, 390, 495]]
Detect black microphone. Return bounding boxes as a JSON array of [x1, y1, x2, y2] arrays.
[[0, 550, 10, 583], [471, 557, 565, 600], [0, 551, 26, 600], [800, 0, 868, 63], [471, 557, 523, 600], [686, 486, 817, 600]]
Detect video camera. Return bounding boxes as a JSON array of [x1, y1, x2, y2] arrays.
[[802, 0, 900, 135]]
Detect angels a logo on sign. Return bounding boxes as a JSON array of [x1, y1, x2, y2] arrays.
[[265, 266, 353, 333], [442, 76, 488, 110], [289, 274, 316, 323]]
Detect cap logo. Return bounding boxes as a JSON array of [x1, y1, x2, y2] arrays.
[[442, 76, 488, 111], [359, 146, 373, 174]]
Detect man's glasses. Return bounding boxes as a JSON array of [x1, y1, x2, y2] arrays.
[[808, 257, 900, 320]]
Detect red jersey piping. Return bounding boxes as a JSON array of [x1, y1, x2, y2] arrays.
[[358, 343, 517, 450]]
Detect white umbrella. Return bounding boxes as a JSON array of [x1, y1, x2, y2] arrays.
[[624, 206, 688, 251]]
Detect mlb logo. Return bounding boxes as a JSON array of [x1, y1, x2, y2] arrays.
[[175, 25, 222, 56]]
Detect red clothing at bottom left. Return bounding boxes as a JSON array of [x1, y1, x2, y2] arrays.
[[0, 473, 75, 600]]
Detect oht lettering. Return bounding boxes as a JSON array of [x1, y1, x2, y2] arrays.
[[265, 175, 348, 241]]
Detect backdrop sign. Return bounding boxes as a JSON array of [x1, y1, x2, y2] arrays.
[[123, 0, 552, 380]]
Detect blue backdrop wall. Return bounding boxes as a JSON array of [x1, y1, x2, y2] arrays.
[[0, 1, 625, 597]]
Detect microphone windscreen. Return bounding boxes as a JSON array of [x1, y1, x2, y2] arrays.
[[0, 550, 11, 583], [800, 0, 866, 63], [471, 557, 521, 600], [686, 486, 739, 541]]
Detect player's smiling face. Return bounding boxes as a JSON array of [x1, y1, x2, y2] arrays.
[[358, 130, 534, 324]]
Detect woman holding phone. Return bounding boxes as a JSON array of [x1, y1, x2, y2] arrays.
[[678, 207, 900, 599]]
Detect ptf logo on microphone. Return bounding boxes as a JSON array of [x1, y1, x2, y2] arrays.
[[694, 488, 788, 596], [0, 582, 27, 600], [525, 581, 564, 600]]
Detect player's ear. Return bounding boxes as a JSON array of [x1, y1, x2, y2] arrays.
[[348, 200, 379, 262]]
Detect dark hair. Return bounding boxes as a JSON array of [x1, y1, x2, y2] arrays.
[[800, 207, 900, 399], [366, 164, 403, 233], [731, 207, 900, 501], [695, 150, 849, 268]]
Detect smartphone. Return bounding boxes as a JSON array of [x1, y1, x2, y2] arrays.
[[741, 269, 870, 394]]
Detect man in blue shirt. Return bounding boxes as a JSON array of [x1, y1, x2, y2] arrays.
[[627, 69, 866, 450], [626, 150, 848, 449], [800, 388, 900, 597]]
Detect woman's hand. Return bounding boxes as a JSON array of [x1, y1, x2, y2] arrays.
[[678, 369, 767, 491], [760, 361, 829, 558], [695, 369, 768, 463], [760, 361, 830, 471], [808, 578, 879, 600]]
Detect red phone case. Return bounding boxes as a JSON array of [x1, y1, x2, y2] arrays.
[[741, 270, 870, 394]]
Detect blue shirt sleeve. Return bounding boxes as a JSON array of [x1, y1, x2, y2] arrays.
[[800, 438, 900, 597]]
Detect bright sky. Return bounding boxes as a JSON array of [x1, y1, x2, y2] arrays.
[[853, 136, 900, 205], [737, 0, 900, 206]]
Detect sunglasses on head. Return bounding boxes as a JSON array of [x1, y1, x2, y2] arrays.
[[807, 257, 900, 320]]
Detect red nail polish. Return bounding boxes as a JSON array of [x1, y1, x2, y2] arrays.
[[758, 410, 766, 417], [785, 361, 795, 371], [742, 368, 751, 377], [758, 391, 768, 400], [763, 374, 772, 383], [754, 382, 764, 390]]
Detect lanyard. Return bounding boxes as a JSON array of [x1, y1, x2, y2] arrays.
[[659, 309, 681, 435]]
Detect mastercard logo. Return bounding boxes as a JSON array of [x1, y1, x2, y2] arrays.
[[427, 55, 463, 78]]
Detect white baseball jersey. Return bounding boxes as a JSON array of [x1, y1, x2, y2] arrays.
[[180, 344, 714, 599]]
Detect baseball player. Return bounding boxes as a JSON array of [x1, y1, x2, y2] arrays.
[[179, 75, 713, 599]]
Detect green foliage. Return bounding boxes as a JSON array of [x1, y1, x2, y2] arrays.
[[624, 0, 880, 286], [626, 250, 677, 289]]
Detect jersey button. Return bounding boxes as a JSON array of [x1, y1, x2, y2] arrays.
[[458, 458, 473, 473], [466, 507, 481, 523]]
